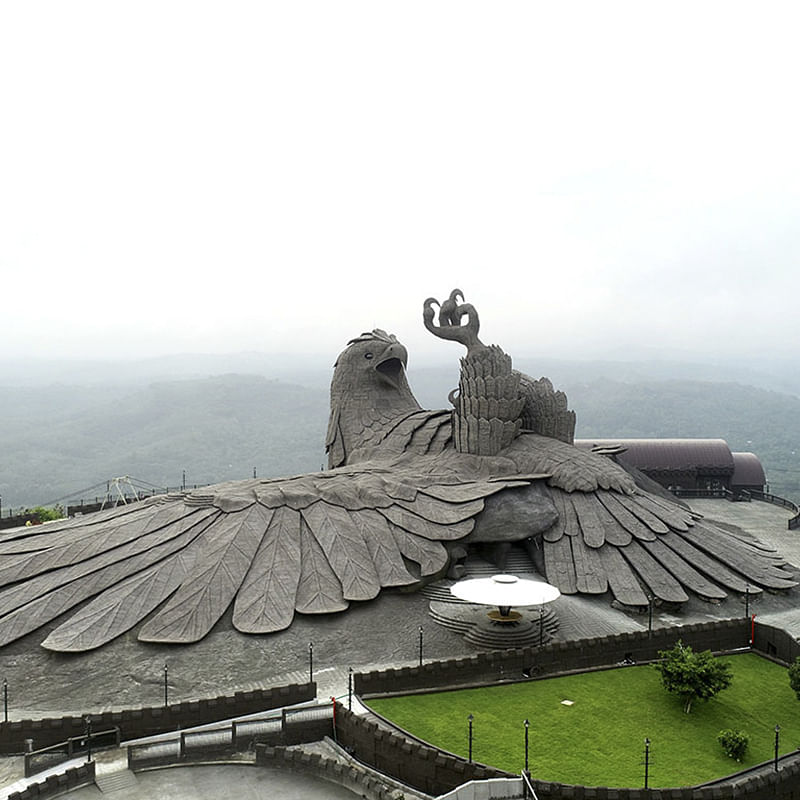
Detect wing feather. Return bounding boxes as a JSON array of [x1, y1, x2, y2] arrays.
[[233, 506, 301, 633], [354, 509, 417, 587], [619, 540, 689, 603], [543, 536, 578, 593], [295, 518, 348, 613], [41, 550, 195, 652], [137, 504, 272, 643], [301, 502, 381, 601]]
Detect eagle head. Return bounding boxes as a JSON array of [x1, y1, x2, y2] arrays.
[[326, 329, 421, 467]]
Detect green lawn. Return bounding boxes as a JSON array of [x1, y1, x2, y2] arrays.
[[367, 653, 799, 788]]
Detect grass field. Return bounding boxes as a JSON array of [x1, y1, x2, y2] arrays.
[[367, 653, 799, 788]]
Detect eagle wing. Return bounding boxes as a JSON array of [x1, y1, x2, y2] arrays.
[[0, 458, 541, 652], [539, 487, 796, 606]]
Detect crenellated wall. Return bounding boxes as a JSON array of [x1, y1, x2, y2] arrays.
[[0, 682, 315, 755]]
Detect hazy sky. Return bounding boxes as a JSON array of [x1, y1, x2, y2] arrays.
[[2, 2, 799, 365]]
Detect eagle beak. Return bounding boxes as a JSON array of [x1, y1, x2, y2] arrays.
[[375, 342, 408, 389]]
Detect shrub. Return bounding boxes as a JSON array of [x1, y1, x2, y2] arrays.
[[788, 657, 800, 700], [717, 729, 748, 761]]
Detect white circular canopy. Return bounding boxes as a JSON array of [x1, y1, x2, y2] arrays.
[[450, 574, 561, 607]]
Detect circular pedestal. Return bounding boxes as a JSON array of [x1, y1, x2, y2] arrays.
[[487, 610, 522, 624], [462, 607, 560, 649]]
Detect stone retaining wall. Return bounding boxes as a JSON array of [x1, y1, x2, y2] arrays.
[[333, 703, 513, 796], [355, 619, 755, 698], [0, 682, 315, 755], [7, 762, 95, 800], [256, 744, 413, 800]]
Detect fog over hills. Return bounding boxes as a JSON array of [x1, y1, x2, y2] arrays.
[[2, 352, 799, 511]]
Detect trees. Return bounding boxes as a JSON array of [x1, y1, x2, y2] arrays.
[[654, 641, 733, 713]]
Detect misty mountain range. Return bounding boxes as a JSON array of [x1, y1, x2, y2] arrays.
[[2, 353, 800, 510]]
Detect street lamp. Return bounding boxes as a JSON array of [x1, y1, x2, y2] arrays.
[[745, 585, 750, 619], [467, 714, 474, 763], [348, 667, 353, 711], [163, 663, 169, 708], [523, 719, 529, 773], [84, 716, 92, 762], [2, 679, 7, 723], [775, 724, 781, 771], [418, 626, 423, 667], [308, 641, 314, 683]]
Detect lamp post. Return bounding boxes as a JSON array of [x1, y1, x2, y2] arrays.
[[644, 738, 651, 789], [84, 716, 92, 762], [648, 596, 654, 636], [745, 585, 750, 619], [348, 667, 353, 711], [2, 678, 7, 723], [418, 626, 423, 667], [163, 663, 169, 708], [467, 714, 474, 763], [775, 724, 781, 772], [524, 718, 529, 774], [308, 641, 314, 684]]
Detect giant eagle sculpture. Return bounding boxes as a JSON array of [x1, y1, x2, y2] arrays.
[[0, 292, 793, 652]]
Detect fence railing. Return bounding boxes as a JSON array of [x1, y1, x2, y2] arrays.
[[24, 727, 120, 777], [750, 490, 800, 530], [127, 703, 334, 771]]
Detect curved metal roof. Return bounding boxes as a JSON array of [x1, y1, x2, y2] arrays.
[[574, 438, 735, 473], [732, 452, 766, 487]]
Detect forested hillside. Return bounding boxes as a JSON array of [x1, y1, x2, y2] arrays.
[[2, 365, 799, 511], [568, 379, 800, 498], [0, 376, 328, 510]]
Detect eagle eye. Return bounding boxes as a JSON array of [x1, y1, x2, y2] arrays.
[[364, 353, 374, 360]]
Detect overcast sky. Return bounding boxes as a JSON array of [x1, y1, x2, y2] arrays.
[[2, 2, 799, 366]]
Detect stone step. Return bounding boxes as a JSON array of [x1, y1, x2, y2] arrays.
[[94, 768, 138, 794]]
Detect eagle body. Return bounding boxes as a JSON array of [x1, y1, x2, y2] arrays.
[[0, 326, 793, 653]]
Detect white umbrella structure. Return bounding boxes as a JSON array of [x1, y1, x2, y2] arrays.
[[450, 574, 561, 621]]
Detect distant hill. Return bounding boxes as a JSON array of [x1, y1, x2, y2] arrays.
[[2, 358, 800, 511], [568, 379, 800, 498], [0, 375, 328, 510]]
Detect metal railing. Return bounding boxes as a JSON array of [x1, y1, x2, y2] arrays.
[[128, 703, 334, 771], [24, 727, 120, 777]]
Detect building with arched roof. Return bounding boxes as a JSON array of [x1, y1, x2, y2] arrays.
[[574, 438, 766, 494]]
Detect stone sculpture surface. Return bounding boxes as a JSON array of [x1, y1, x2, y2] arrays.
[[0, 292, 793, 652]]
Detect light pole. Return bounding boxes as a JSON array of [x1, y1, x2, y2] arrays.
[[163, 663, 169, 708], [467, 714, 474, 763], [2, 678, 7, 723], [308, 641, 314, 684], [648, 596, 654, 636], [644, 738, 650, 789], [418, 626, 423, 667], [745, 585, 750, 619], [524, 718, 529, 774], [84, 716, 92, 762], [775, 724, 781, 771], [348, 667, 353, 711]]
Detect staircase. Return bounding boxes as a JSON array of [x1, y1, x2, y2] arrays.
[[94, 767, 139, 794]]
